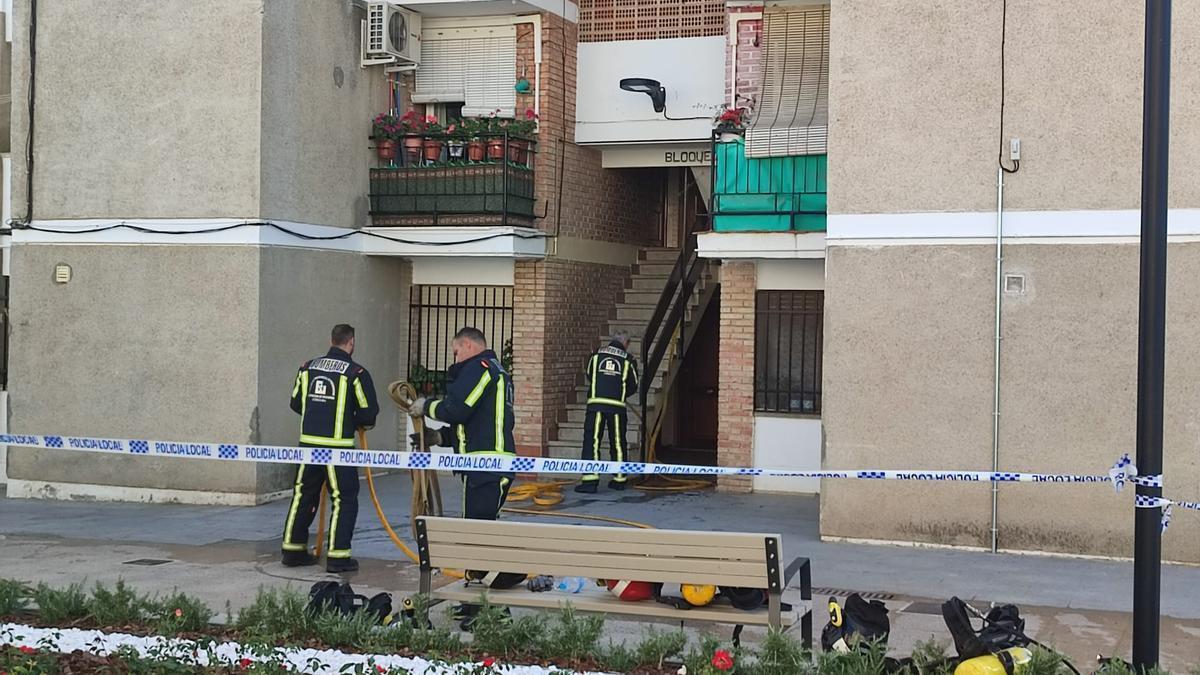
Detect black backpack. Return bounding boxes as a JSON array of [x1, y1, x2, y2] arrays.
[[308, 581, 393, 625], [821, 593, 891, 652], [941, 597, 1029, 660]]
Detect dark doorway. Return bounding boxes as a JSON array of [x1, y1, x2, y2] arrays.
[[657, 291, 720, 465]]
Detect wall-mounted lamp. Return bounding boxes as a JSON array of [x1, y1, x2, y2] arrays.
[[619, 77, 666, 113]]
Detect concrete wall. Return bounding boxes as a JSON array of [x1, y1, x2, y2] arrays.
[[6, 245, 265, 501], [11, 0, 263, 219], [829, 0, 1200, 215], [260, 1, 385, 228], [822, 242, 1200, 562], [256, 248, 410, 493]]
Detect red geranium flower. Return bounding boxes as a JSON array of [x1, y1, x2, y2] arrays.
[[483, 657, 497, 667], [376, 666, 387, 674], [238, 658, 253, 669], [711, 649, 734, 671], [18, 646, 35, 655]]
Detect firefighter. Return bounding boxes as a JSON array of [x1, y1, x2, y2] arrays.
[[410, 326, 519, 627], [281, 324, 380, 574], [575, 330, 640, 493]]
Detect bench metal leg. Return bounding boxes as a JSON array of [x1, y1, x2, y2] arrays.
[[768, 592, 781, 631]]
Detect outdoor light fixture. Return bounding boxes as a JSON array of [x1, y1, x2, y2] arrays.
[[619, 77, 666, 113]]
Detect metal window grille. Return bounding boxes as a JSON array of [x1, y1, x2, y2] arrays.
[[578, 0, 726, 42], [409, 286, 514, 398], [754, 290, 823, 414]]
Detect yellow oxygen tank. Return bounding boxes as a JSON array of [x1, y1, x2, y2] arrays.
[[954, 648, 1033, 675]]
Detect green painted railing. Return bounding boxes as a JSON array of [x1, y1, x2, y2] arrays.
[[711, 137, 827, 232]]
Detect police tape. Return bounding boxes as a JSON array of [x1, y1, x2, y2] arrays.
[[0, 433, 1195, 521]]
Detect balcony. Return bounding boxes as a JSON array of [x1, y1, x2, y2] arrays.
[[710, 134, 827, 233], [369, 133, 537, 228]]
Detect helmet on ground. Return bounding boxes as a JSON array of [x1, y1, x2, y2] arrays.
[[605, 579, 656, 601], [681, 584, 717, 607]]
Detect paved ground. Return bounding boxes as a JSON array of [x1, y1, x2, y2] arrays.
[[2, 474, 1199, 671]]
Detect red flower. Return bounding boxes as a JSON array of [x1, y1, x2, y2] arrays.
[[18, 646, 35, 655], [524, 108, 539, 120], [174, 608, 183, 618], [238, 658, 253, 669], [482, 657, 497, 667], [711, 649, 734, 671]]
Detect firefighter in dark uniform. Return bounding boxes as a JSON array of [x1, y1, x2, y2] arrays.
[[281, 324, 380, 574], [575, 330, 640, 493], [410, 326, 520, 627]]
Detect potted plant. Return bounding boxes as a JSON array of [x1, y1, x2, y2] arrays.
[[462, 118, 487, 162], [445, 119, 469, 160], [371, 113, 401, 163], [506, 108, 539, 164], [398, 110, 426, 164], [422, 115, 445, 163], [485, 109, 507, 161], [714, 107, 749, 142]]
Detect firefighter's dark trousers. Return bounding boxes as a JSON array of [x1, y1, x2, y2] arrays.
[[461, 471, 524, 589], [282, 463, 360, 560], [580, 407, 628, 484], [462, 471, 513, 520]]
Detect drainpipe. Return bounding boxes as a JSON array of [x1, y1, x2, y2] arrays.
[[990, 166, 1004, 554]]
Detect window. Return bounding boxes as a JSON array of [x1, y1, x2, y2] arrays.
[[755, 290, 823, 414], [409, 286, 514, 398], [413, 24, 517, 117], [578, 0, 726, 42]]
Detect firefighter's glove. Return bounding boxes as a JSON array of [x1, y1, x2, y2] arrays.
[[409, 428, 446, 450], [527, 575, 555, 593], [409, 397, 429, 417]]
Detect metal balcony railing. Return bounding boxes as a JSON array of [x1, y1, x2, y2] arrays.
[[369, 133, 537, 227]]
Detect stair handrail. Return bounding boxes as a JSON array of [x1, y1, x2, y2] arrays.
[[639, 232, 704, 462]]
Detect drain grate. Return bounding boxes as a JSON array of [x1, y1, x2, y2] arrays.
[[810, 587, 896, 601], [900, 601, 944, 616], [123, 558, 173, 566]]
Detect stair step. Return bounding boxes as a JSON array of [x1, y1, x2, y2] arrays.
[[546, 441, 582, 460], [631, 275, 672, 291], [639, 248, 684, 263], [634, 261, 678, 276]]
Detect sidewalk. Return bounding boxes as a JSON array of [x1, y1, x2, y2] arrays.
[[2, 474, 1198, 670]]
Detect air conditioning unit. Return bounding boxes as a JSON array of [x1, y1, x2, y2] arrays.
[[363, 2, 421, 65]]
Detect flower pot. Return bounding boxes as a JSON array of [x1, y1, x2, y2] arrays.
[[423, 139, 444, 162], [508, 139, 529, 165], [375, 138, 397, 161], [718, 131, 742, 143], [486, 139, 506, 161], [403, 136, 424, 164], [447, 141, 465, 159], [466, 140, 487, 162]]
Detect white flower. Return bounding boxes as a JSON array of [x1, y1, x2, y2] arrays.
[[677, 666, 688, 675]]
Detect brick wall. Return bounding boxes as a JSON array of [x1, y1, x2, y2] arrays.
[[536, 13, 661, 245], [513, 259, 632, 455], [726, 8, 764, 111], [717, 261, 756, 492]]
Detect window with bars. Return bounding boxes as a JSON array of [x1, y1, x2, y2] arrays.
[[754, 290, 823, 414], [408, 286, 514, 398], [578, 0, 726, 42]]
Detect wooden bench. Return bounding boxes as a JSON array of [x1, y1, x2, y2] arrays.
[[414, 516, 812, 646]]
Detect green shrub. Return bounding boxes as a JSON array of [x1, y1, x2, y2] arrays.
[[88, 579, 150, 626], [0, 578, 31, 616], [147, 590, 214, 634], [32, 581, 88, 623], [235, 587, 309, 643]]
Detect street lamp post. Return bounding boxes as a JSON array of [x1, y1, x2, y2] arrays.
[[1133, 0, 1171, 669]]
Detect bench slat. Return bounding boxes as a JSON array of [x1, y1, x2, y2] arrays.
[[425, 530, 769, 562], [427, 555, 768, 588], [432, 586, 797, 627], [421, 517, 775, 550]]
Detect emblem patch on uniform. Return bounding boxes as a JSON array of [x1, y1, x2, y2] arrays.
[[600, 358, 621, 375], [310, 358, 350, 374], [309, 375, 337, 402]]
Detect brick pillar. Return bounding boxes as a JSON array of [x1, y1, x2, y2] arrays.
[[717, 262, 756, 492], [513, 261, 547, 456]]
